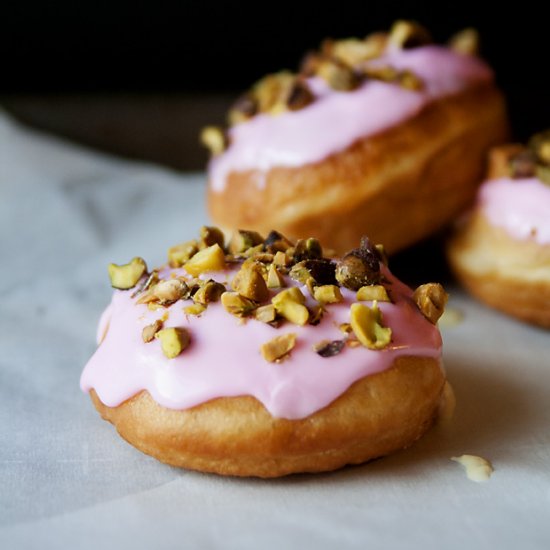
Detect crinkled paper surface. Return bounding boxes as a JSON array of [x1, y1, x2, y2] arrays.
[[1, 111, 549, 549]]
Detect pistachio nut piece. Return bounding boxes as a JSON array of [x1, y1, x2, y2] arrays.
[[108, 257, 147, 290], [272, 287, 309, 326], [232, 261, 270, 302], [183, 244, 226, 276], [156, 327, 191, 359], [350, 301, 392, 350], [260, 333, 297, 362], [413, 283, 448, 324], [221, 291, 258, 317], [356, 284, 390, 302]]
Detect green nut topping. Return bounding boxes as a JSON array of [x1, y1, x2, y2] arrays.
[[108, 257, 147, 290], [272, 287, 309, 326], [313, 284, 343, 304], [231, 261, 270, 302], [260, 333, 297, 363], [156, 327, 191, 359], [356, 285, 390, 302], [168, 240, 199, 267], [184, 244, 226, 276], [228, 229, 264, 254], [294, 238, 323, 261], [221, 291, 258, 317], [267, 263, 286, 289], [200, 226, 226, 248], [350, 301, 392, 350], [413, 283, 448, 324], [192, 280, 226, 305]]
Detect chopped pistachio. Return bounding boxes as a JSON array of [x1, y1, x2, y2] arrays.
[[152, 279, 188, 304], [308, 305, 325, 326], [200, 126, 227, 156], [131, 270, 159, 298], [327, 37, 385, 66], [260, 333, 297, 363], [264, 230, 293, 253], [184, 303, 206, 316], [338, 322, 352, 334], [289, 262, 313, 285], [350, 301, 392, 350], [335, 238, 381, 290], [363, 65, 399, 82], [356, 284, 390, 302], [200, 226, 225, 248], [254, 304, 277, 324], [267, 263, 286, 289], [335, 254, 377, 290], [142, 319, 163, 343], [273, 251, 291, 266], [168, 240, 199, 267], [448, 28, 479, 56], [286, 80, 315, 111], [313, 284, 343, 304], [221, 291, 258, 317], [192, 280, 226, 305], [313, 339, 345, 358], [243, 243, 265, 257], [108, 257, 148, 290], [289, 259, 337, 286], [272, 287, 309, 326], [156, 327, 191, 359], [183, 244, 226, 276], [317, 59, 361, 91], [232, 262, 270, 302], [413, 283, 448, 324], [294, 238, 323, 261], [252, 71, 295, 114], [389, 20, 432, 49], [398, 70, 423, 90], [252, 252, 274, 264], [228, 229, 264, 254]]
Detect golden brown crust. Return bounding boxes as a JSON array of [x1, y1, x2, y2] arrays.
[[448, 212, 550, 328], [208, 83, 508, 255], [91, 356, 445, 478]]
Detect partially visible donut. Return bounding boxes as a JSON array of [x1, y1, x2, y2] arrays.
[[448, 134, 550, 328], [81, 229, 447, 477]]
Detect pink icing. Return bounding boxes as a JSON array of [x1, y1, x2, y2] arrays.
[[209, 45, 493, 191], [81, 265, 442, 420], [479, 177, 550, 244]]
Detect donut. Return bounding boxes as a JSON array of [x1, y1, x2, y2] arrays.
[[447, 132, 550, 328], [81, 228, 448, 477], [202, 22, 509, 255]]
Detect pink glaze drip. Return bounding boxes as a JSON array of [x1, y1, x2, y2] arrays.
[[479, 177, 550, 244], [81, 266, 442, 420], [209, 45, 493, 191]]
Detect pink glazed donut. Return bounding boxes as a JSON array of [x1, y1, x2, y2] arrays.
[[204, 22, 508, 255], [81, 229, 448, 477], [448, 136, 550, 328]]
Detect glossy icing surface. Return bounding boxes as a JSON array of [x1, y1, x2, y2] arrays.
[[209, 45, 493, 191], [479, 177, 550, 244], [81, 265, 442, 420]]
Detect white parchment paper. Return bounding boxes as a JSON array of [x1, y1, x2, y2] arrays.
[[1, 111, 549, 549]]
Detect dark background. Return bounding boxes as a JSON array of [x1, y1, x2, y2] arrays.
[[2, 1, 548, 169]]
